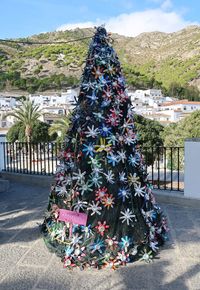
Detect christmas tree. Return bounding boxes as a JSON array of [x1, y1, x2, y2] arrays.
[[41, 26, 168, 270]]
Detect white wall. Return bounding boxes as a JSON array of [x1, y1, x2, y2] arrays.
[[184, 139, 200, 199], [29, 89, 78, 109]]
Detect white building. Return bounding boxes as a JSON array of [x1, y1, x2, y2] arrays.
[[29, 88, 78, 111], [129, 89, 164, 106], [39, 107, 69, 124], [0, 89, 79, 130], [0, 96, 17, 109], [144, 100, 200, 124], [160, 100, 200, 113]]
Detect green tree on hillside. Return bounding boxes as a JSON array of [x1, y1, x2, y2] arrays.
[[163, 111, 200, 146], [134, 114, 164, 165], [134, 114, 164, 147], [168, 82, 200, 101], [162, 110, 200, 169]]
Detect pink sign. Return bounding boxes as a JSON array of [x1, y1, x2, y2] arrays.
[[58, 209, 88, 226]]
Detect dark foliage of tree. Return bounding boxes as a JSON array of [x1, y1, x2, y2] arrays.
[[7, 121, 57, 142]]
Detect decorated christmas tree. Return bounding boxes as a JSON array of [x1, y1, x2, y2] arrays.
[[41, 26, 168, 270]]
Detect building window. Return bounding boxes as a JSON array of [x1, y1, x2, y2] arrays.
[[58, 110, 64, 115]]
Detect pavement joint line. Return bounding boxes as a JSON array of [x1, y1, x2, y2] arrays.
[[0, 241, 34, 284], [16, 263, 47, 269], [1, 210, 43, 245], [0, 234, 47, 285], [0, 225, 42, 284], [1, 183, 199, 290], [15, 238, 41, 267], [0, 265, 15, 284], [31, 253, 59, 290]]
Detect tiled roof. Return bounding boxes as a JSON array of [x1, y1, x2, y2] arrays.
[[162, 100, 200, 106]]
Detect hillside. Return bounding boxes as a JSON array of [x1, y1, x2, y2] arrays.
[[0, 25, 200, 93]]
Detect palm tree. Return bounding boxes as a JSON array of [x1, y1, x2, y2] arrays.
[[7, 99, 41, 142], [48, 114, 71, 142]]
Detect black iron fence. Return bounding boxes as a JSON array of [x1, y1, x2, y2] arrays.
[[141, 146, 184, 192], [0, 142, 184, 191], [0, 142, 62, 176]]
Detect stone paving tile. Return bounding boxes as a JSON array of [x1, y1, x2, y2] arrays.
[[174, 228, 200, 243], [35, 253, 113, 290], [9, 219, 42, 247], [157, 245, 178, 262], [19, 239, 54, 267], [1, 209, 36, 229], [67, 270, 112, 290], [109, 263, 152, 290], [0, 220, 8, 227], [187, 209, 200, 229], [0, 183, 200, 290], [36, 267, 112, 290], [0, 266, 45, 290], [177, 242, 200, 260], [0, 207, 26, 220], [0, 245, 29, 281], [0, 228, 17, 245], [169, 214, 194, 230], [148, 259, 191, 290], [183, 260, 200, 290]]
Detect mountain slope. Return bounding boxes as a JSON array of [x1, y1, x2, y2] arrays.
[[0, 25, 200, 92]]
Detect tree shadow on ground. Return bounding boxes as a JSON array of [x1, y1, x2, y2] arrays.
[[0, 250, 199, 290], [110, 259, 200, 290], [0, 182, 199, 290], [0, 182, 49, 245]]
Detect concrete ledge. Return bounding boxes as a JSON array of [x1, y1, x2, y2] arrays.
[[0, 179, 10, 192], [1, 172, 53, 188], [1, 171, 200, 208], [153, 189, 200, 208]]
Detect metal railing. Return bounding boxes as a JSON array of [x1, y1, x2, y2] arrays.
[[0, 142, 184, 191], [0, 142, 62, 176], [141, 146, 184, 192]]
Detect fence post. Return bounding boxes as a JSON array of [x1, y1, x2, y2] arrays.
[[0, 136, 6, 171], [184, 138, 200, 199]]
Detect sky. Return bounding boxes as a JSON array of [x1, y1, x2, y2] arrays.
[[0, 0, 199, 39]]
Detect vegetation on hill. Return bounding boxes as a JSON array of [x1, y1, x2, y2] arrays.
[[0, 71, 79, 93], [163, 110, 200, 147], [167, 82, 200, 101], [0, 26, 200, 97], [162, 110, 200, 169], [134, 114, 164, 165]]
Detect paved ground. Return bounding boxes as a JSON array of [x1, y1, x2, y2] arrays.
[[0, 182, 199, 290]]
